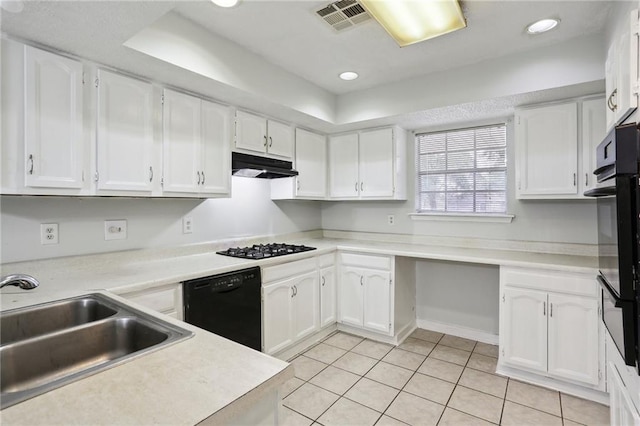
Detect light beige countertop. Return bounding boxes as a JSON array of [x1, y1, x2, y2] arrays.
[[0, 234, 597, 424], [0, 290, 293, 425]]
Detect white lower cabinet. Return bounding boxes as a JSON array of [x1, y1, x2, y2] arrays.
[[262, 259, 320, 355], [320, 255, 337, 327], [608, 362, 640, 425], [116, 283, 183, 320], [338, 253, 394, 336], [500, 267, 602, 388]]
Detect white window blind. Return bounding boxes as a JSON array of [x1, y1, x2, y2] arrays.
[[416, 124, 507, 214]]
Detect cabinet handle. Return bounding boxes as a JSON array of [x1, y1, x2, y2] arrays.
[[573, 173, 576, 186], [322, 276, 325, 287], [543, 301, 546, 316], [607, 93, 615, 111], [149, 166, 153, 182], [294, 285, 297, 296], [197, 171, 201, 185], [585, 173, 588, 186], [355, 182, 358, 193], [263, 135, 268, 147], [269, 136, 273, 147], [550, 303, 553, 318], [360, 276, 363, 286], [27, 154, 34, 175], [611, 89, 618, 111], [291, 287, 295, 298], [201, 171, 205, 185], [297, 179, 300, 191], [360, 182, 363, 191]]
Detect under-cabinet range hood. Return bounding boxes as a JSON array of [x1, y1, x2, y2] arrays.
[[232, 152, 298, 179]]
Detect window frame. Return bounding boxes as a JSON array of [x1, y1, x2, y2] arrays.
[[412, 122, 514, 223]]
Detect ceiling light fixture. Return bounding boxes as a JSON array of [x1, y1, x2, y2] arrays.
[[211, 0, 240, 8], [339, 71, 359, 81], [526, 18, 560, 34], [359, 0, 466, 47]]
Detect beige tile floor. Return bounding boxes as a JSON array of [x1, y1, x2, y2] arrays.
[[281, 328, 610, 426]]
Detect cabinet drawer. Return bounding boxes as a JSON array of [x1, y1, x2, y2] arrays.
[[339, 252, 391, 270], [318, 253, 335, 268], [262, 258, 317, 284], [501, 267, 597, 297], [122, 284, 180, 313]]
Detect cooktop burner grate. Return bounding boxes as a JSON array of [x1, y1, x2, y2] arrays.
[[216, 243, 316, 259]]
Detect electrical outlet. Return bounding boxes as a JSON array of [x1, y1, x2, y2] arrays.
[[104, 220, 127, 241], [387, 215, 395, 225], [183, 216, 193, 234], [40, 223, 59, 245]]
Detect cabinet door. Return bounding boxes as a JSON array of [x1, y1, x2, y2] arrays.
[[363, 269, 391, 334], [614, 9, 639, 125], [581, 98, 606, 194], [235, 110, 267, 154], [608, 363, 640, 426], [605, 43, 617, 132], [547, 293, 599, 385], [320, 266, 336, 327], [359, 128, 394, 198], [263, 280, 294, 354], [201, 100, 231, 195], [292, 271, 320, 341], [162, 90, 201, 194], [329, 133, 359, 198], [96, 70, 154, 192], [24, 46, 83, 189], [295, 129, 326, 198], [515, 103, 578, 197], [267, 120, 293, 159], [501, 287, 548, 373], [339, 266, 364, 327]]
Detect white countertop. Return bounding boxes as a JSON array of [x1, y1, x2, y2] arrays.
[[0, 236, 597, 424]]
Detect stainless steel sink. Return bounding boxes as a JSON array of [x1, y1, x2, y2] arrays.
[[0, 293, 193, 409]]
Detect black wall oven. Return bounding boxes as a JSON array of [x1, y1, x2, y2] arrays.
[[585, 123, 640, 371]]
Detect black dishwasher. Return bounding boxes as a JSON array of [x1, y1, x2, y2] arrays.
[[183, 267, 262, 351]]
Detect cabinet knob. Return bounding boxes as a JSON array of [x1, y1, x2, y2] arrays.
[[27, 154, 34, 175]]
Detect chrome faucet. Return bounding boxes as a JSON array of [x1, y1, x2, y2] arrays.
[[0, 274, 40, 290]]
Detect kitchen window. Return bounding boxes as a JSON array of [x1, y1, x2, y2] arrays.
[[412, 124, 513, 222]]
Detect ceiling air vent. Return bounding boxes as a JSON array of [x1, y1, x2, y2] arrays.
[[315, 0, 371, 32]]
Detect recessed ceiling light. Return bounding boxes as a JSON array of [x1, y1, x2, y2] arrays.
[[526, 18, 560, 35], [211, 0, 240, 8], [339, 71, 359, 81]]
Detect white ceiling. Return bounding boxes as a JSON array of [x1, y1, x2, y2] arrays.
[[0, 0, 618, 131]]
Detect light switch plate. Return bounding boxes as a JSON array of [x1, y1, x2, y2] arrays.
[[104, 220, 127, 241]]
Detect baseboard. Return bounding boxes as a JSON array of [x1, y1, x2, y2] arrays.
[[416, 319, 498, 345], [337, 323, 399, 345], [496, 363, 609, 406]]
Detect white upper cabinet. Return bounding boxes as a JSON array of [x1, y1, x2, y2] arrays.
[[234, 110, 293, 160], [201, 100, 231, 195], [96, 69, 154, 193], [329, 133, 360, 198], [162, 89, 231, 197], [329, 127, 406, 200], [24, 45, 84, 189], [581, 98, 606, 193], [515, 102, 578, 198], [162, 89, 201, 194], [605, 9, 639, 131], [359, 128, 395, 198], [516, 98, 606, 199], [294, 129, 327, 198]]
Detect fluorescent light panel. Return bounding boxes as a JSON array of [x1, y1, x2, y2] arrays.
[[360, 0, 466, 47]]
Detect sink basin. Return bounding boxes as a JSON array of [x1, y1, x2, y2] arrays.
[[1, 297, 117, 345], [0, 293, 193, 409]]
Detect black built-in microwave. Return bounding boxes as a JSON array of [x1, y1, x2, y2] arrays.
[[585, 123, 640, 371]]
